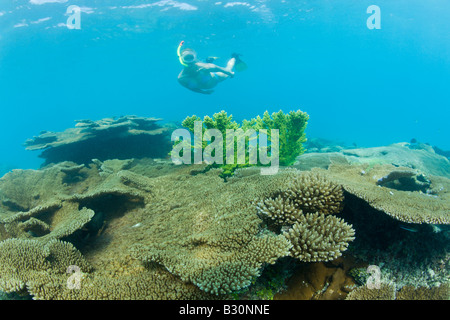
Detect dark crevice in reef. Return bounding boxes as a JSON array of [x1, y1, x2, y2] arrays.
[[340, 191, 449, 266], [62, 194, 144, 250], [39, 133, 172, 166]]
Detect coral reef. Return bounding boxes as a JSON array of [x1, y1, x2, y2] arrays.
[[0, 157, 358, 299], [346, 283, 449, 300], [294, 142, 450, 178], [323, 163, 450, 224], [274, 256, 364, 300], [340, 171, 449, 298], [24, 116, 171, 166], [256, 172, 355, 263], [283, 213, 355, 262], [0, 238, 92, 294], [1, 136, 448, 300], [375, 169, 431, 192], [345, 283, 397, 300]]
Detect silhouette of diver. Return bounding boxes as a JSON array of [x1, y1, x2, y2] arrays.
[[177, 41, 246, 94]]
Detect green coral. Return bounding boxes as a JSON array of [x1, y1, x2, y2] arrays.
[[256, 287, 275, 300], [177, 110, 309, 178], [242, 110, 309, 166]]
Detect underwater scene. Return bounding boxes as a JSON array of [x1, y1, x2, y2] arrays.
[[0, 0, 449, 304]]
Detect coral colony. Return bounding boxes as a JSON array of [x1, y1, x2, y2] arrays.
[[171, 121, 280, 175], [171, 110, 309, 178], [0, 110, 448, 300]]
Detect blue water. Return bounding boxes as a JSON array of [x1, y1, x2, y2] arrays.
[[1, 0, 449, 174]]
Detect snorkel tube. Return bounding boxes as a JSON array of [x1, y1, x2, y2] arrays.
[[177, 41, 189, 67]]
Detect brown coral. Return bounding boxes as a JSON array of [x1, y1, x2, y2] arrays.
[[396, 284, 449, 300], [286, 173, 344, 215], [256, 172, 344, 225], [24, 115, 171, 165], [256, 172, 354, 263], [346, 283, 449, 300], [0, 238, 92, 294], [283, 213, 355, 262], [0, 162, 299, 298], [324, 163, 450, 224], [0, 162, 358, 299], [345, 283, 397, 300]]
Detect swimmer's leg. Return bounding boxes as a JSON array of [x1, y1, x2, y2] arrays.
[[225, 57, 236, 72], [212, 58, 236, 82]]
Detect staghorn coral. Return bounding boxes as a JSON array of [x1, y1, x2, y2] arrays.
[[242, 110, 309, 166], [324, 163, 450, 224], [283, 213, 355, 262], [126, 166, 297, 295], [256, 194, 303, 225]]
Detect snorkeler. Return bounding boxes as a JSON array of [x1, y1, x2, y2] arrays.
[[177, 41, 246, 94]]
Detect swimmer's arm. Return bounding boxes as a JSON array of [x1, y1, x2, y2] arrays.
[[196, 62, 234, 76]]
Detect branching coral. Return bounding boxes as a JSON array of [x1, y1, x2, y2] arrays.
[[176, 109, 309, 178], [242, 110, 309, 166], [256, 172, 354, 263], [0, 238, 92, 294], [256, 173, 344, 224], [285, 173, 344, 215], [346, 283, 449, 300], [283, 213, 355, 262], [345, 283, 397, 300]]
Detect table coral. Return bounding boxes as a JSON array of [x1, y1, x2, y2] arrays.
[[24, 115, 171, 165], [0, 158, 361, 299], [324, 163, 450, 224]]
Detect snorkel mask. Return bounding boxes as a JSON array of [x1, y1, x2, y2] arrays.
[[177, 41, 197, 66]]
